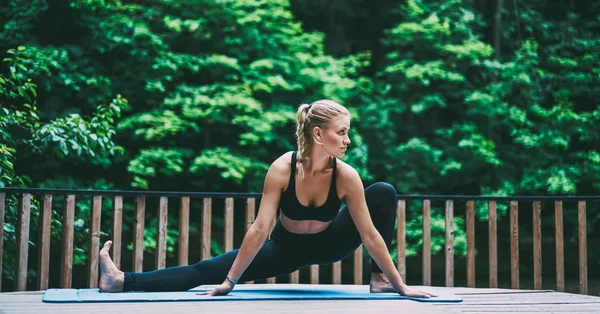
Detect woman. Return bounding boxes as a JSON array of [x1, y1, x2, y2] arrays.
[[98, 99, 434, 298]]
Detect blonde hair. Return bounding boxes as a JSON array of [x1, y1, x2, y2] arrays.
[[295, 99, 350, 180]]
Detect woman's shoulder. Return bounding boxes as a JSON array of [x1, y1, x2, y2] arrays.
[[335, 158, 360, 181], [267, 151, 295, 175]]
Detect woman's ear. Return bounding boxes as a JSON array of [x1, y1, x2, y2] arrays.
[[312, 126, 323, 145]]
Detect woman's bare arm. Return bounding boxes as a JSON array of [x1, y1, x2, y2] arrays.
[[339, 165, 434, 298], [200, 154, 289, 296]]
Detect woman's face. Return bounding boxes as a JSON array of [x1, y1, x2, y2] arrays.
[[315, 114, 351, 158]]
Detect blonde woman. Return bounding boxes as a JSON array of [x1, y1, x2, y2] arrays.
[[99, 99, 435, 299]]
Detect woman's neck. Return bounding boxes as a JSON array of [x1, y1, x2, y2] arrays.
[[302, 148, 332, 175]]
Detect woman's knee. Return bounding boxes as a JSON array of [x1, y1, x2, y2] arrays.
[[365, 182, 397, 203]]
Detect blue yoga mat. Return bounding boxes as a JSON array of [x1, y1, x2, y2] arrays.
[[42, 284, 462, 303]]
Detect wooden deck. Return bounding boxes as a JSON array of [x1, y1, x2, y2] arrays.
[[1, 285, 600, 313]]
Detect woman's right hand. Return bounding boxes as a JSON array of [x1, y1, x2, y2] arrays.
[[196, 280, 234, 297]]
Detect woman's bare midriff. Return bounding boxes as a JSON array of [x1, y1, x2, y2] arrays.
[[280, 214, 332, 234]]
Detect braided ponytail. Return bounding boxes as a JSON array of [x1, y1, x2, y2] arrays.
[[295, 104, 311, 180]]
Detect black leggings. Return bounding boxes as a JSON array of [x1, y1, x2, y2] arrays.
[[123, 182, 397, 292]]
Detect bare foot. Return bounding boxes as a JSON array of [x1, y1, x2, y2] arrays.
[[99, 240, 125, 293], [369, 273, 395, 293]]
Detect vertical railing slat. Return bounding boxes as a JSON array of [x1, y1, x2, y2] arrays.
[[88, 195, 102, 288], [466, 200, 475, 288], [225, 198, 234, 252], [15, 193, 31, 291], [290, 270, 299, 284], [246, 198, 256, 284], [578, 200, 588, 295], [555, 200, 564, 292], [488, 200, 497, 288], [510, 200, 520, 290], [133, 196, 145, 272], [422, 200, 431, 286], [156, 196, 168, 270], [0, 193, 4, 292], [202, 198, 212, 260], [112, 196, 123, 269], [178, 197, 190, 266], [61, 195, 75, 288], [37, 194, 53, 290], [397, 200, 406, 283], [354, 245, 363, 285], [310, 265, 319, 284], [533, 201, 542, 290], [267, 216, 277, 284], [332, 261, 342, 284], [445, 200, 454, 287]]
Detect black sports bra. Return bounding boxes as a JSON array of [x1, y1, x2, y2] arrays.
[[279, 151, 342, 222]]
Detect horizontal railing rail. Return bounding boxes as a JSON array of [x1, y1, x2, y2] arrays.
[[0, 187, 593, 295]]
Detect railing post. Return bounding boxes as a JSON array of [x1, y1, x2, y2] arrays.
[[133, 196, 145, 272], [422, 200, 431, 286], [225, 198, 234, 252], [510, 200, 520, 290], [578, 200, 588, 295], [445, 200, 454, 287], [156, 196, 168, 270], [202, 198, 212, 260], [488, 201, 497, 288], [37, 194, 53, 290], [533, 201, 542, 290], [178, 197, 190, 266], [112, 196, 123, 269], [61, 195, 75, 288], [88, 195, 102, 288], [555, 200, 564, 292], [246, 198, 256, 284], [396, 199, 406, 283], [466, 200, 475, 288], [15, 193, 31, 291]]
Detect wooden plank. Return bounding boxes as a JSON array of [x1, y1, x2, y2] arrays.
[[246, 198, 256, 284], [15, 193, 31, 291], [225, 197, 234, 252], [555, 200, 564, 292], [310, 265, 319, 284], [156, 196, 168, 270], [290, 270, 300, 284], [445, 200, 454, 287], [178, 197, 190, 266], [37, 194, 52, 290], [396, 199, 406, 282], [510, 200, 519, 290], [466, 200, 475, 288], [533, 200, 542, 290], [61, 195, 75, 288], [133, 196, 145, 272], [112, 196, 123, 269], [488, 200, 497, 288], [87, 195, 102, 288], [422, 199, 431, 286], [332, 261, 342, 284], [0, 193, 4, 292], [578, 200, 587, 295], [354, 245, 363, 285], [266, 215, 277, 284], [202, 198, 212, 260]]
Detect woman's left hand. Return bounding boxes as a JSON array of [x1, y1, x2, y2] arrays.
[[196, 280, 234, 297], [397, 284, 437, 298]]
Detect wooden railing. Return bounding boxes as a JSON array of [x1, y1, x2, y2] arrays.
[[0, 188, 595, 294]]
